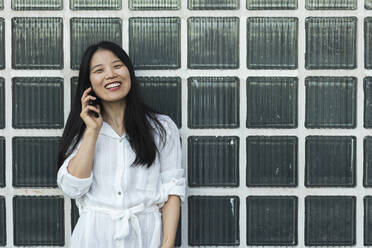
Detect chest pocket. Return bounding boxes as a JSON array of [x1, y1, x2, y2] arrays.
[[127, 150, 160, 192]]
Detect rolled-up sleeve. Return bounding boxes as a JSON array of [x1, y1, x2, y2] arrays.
[[158, 116, 186, 204], [57, 139, 93, 199]]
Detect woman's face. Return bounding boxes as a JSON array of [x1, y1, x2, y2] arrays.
[[89, 49, 131, 104]]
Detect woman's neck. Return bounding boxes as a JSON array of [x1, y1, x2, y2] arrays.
[[102, 101, 126, 128]]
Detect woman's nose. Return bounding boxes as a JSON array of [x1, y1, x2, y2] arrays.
[[105, 68, 116, 78]]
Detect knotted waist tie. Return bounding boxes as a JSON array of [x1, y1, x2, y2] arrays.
[[80, 203, 160, 247]]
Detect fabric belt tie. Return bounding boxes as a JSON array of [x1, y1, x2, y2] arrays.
[[80, 203, 159, 248]]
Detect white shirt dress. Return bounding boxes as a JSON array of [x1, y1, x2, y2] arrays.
[[57, 114, 185, 248]]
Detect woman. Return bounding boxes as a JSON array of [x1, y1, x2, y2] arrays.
[[56, 41, 185, 247]]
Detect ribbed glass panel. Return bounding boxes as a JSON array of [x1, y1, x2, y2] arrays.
[[305, 136, 356, 187], [12, 0, 63, 10], [367, 0, 372, 9], [71, 77, 78, 107], [305, 77, 356, 128], [13, 137, 60, 187], [364, 137, 372, 187], [0, 78, 4, 129], [247, 196, 297, 245], [305, 17, 357, 69], [306, 0, 356, 9], [247, 17, 298, 69], [0, 196, 4, 246], [364, 196, 372, 245], [129, 17, 180, 69], [188, 0, 239, 10], [13, 196, 64, 245], [137, 77, 181, 128], [247, 0, 297, 9], [129, 0, 180, 10], [12, 77, 64, 129], [364, 78, 372, 127], [305, 196, 356, 246], [188, 17, 239, 69], [246, 136, 297, 187], [246, 77, 297, 128], [188, 196, 239, 245], [364, 18, 372, 69], [12, 17, 63, 69], [188, 136, 239, 187], [0, 18, 4, 69], [70, 0, 121, 10], [0, 0, 3, 9], [188, 77, 239, 128], [0, 137, 4, 188], [71, 199, 79, 232], [70, 18, 122, 70]]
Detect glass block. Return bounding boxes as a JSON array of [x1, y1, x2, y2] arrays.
[[305, 196, 356, 246], [12, 0, 63, 10], [305, 17, 357, 69], [364, 18, 372, 69], [0, 78, 4, 128], [364, 137, 372, 187], [137, 77, 181, 128], [305, 77, 356, 128], [246, 136, 297, 187], [70, 18, 122, 70], [247, 0, 297, 9], [0, 138, 4, 187], [188, 77, 239, 128], [188, 196, 239, 245], [364, 196, 372, 245], [129, 17, 180, 70], [367, 0, 372, 9], [13, 196, 64, 245], [129, 0, 180, 10], [70, 0, 121, 10], [12, 77, 64, 129], [188, 136, 239, 187], [12, 17, 63, 69], [247, 17, 298, 69], [71, 199, 79, 232], [188, 0, 239, 10], [71, 77, 78, 107], [247, 196, 297, 245], [364, 78, 372, 127], [13, 137, 60, 187], [0, 18, 4, 69], [188, 17, 239, 69], [246, 77, 298, 128], [306, 0, 356, 9], [0, 196, 4, 246], [305, 136, 356, 187]]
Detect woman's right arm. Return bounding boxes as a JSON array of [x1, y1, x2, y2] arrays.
[[57, 86, 102, 199]]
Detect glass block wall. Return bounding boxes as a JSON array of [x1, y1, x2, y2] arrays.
[[4, 0, 372, 246]]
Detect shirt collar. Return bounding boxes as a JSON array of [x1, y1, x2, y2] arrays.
[[100, 121, 127, 139]]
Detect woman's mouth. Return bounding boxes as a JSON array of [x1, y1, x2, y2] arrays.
[[105, 82, 121, 91]]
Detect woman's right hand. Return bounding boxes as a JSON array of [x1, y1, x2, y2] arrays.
[[80, 87, 103, 132]]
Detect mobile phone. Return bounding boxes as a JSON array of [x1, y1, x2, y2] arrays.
[[88, 90, 100, 118]]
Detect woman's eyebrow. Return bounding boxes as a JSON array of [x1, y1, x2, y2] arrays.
[[91, 64, 102, 70], [112, 59, 121, 63]]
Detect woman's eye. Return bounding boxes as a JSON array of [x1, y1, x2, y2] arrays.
[[95, 69, 103, 73], [114, 65, 122, 68]]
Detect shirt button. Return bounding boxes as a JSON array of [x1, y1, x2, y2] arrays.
[[118, 191, 122, 195]]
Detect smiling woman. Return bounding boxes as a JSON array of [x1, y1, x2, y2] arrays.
[[56, 41, 185, 248]]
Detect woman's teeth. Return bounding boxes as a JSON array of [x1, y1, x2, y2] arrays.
[[106, 83, 120, 89]]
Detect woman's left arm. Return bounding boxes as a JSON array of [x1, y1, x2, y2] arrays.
[[161, 195, 180, 248], [157, 116, 186, 248]]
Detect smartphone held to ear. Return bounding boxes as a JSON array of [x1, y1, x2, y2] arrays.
[[88, 90, 100, 118]]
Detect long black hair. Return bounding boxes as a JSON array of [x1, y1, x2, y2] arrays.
[[57, 41, 166, 169]]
